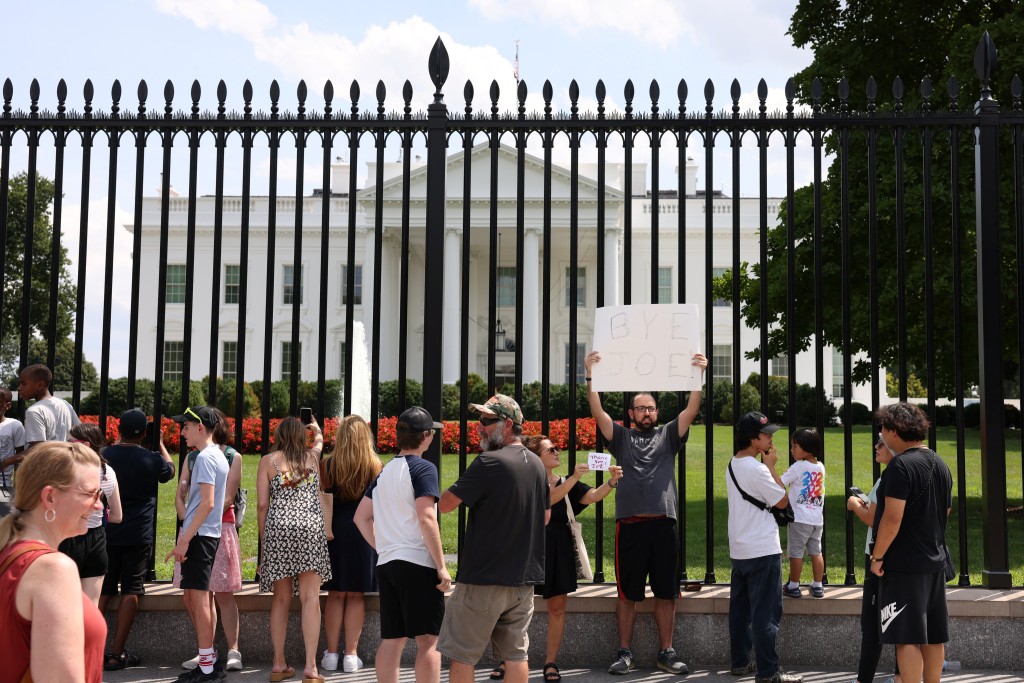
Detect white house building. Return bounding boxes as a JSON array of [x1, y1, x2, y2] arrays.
[[127, 143, 876, 408]]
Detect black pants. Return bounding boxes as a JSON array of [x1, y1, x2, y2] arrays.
[[857, 554, 899, 682]]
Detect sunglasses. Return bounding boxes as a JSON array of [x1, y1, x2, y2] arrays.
[[185, 406, 203, 423], [545, 446, 559, 454], [478, 415, 504, 426]]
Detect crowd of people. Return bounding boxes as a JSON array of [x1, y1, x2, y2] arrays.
[[0, 361, 954, 683]]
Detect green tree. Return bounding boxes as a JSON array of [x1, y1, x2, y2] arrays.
[[718, 1, 1024, 399], [0, 172, 78, 374]]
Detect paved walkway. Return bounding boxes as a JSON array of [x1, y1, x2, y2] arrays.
[[100, 664, 1024, 683]]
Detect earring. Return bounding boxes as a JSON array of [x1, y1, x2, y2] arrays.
[[43, 508, 56, 523]]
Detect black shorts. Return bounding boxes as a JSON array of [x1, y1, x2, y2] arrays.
[[179, 535, 220, 591], [102, 543, 152, 596], [378, 560, 445, 639], [614, 516, 679, 602], [878, 570, 949, 645], [58, 526, 108, 578]]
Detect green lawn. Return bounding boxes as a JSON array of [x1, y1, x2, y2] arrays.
[[152, 425, 1024, 586]]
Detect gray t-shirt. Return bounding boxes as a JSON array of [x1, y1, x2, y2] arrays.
[[24, 397, 80, 443], [184, 443, 229, 538], [609, 419, 683, 519]]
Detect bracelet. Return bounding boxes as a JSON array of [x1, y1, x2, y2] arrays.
[[608, 480, 618, 488], [870, 555, 883, 562]]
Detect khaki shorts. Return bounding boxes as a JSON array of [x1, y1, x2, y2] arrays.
[[437, 583, 534, 664]]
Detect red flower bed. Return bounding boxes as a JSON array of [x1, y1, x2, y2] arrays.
[[80, 416, 601, 454]]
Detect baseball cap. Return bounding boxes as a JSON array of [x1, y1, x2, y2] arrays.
[[736, 411, 781, 435], [119, 408, 149, 437], [469, 393, 524, 426], [171, 405, 219, 429], [397, 406, 443, 431]]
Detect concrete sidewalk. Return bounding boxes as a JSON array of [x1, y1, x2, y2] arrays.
[[101, 663, 1024, 683]]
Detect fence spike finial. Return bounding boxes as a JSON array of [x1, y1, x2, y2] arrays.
[[677, 78, 688, 118], [757, 78, 768, 117], [243, 79, 253, 118], [704, 78, 714, 117], [569, 79, 579, 118], [57, 79, 68, 118], [517, 80, 527, 118], [137, 79, 147, 119], [217, 80, 227, 118], [29, 79, 40, 117], [543, 80, 553, 119], [324, 80, 334, 119], [464, 80, 474, 119], [349, 80, 359, 119], [191, 80, 201, 118], [270, 80, 280, 118], [1011, 74, 1021, 112], [85, 78, 95, 118], [597, 79, 606, 118], [2, 79, 11, 117], [624, 79, 634, 118], [297, 80, 308, 119], [428, 36, 449, 103], [974, 31, 998, 100], [489, 80, 500, 119], [403, 79, 413, 118], [376, 80, 386, 118], [111, 79, 121, 118], [730, 79, 741, 116]]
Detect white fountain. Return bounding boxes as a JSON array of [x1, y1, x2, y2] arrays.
[[347, 321, 373, 420]]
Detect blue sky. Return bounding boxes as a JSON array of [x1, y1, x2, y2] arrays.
[[1, 0, 812, 379]]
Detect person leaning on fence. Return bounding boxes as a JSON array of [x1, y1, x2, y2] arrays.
[[583, 350, 707, 676], [726, 411, 802, 683], [0, 387, 26, 516], [437, 394, 549, 683], [870, 402, 952, 683], [354, 406, 451, 683], [18, 364, 80, 449], [100, 408, 176, 672]]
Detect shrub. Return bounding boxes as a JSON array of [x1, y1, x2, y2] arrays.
[[376, 379, 423, 418], [721, 382, 762, 424], [1005, 404, 1021, 429], [80, 377, 156, 415], [933, 404, 957, 427], [847, 402, 872, 425], [214, 379, 261, 420], [963, 401, 981, 428], [793, 383, 840, 427]]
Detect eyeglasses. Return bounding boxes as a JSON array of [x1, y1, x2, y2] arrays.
[[632, 406, 658, 414], [545, 446, 559, 454], [479, 416, 504, 426], [61, 486, 103, 503]]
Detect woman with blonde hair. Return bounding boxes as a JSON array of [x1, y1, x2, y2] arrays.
[[319, 415, 382, 673], [258, 416, 332, 683], [0, 441, 107, 683]]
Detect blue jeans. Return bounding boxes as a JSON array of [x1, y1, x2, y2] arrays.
[[729, 553, 783, 678]]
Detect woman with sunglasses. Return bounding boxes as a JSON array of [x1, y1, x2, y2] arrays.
[[516, 435, 622, 682], [60, 422, 123, 606], [0, 441, 107, 683]]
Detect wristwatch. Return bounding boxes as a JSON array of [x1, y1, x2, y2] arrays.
[[870, 554, 883, 562]]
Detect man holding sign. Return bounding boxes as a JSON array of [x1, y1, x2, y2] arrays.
[[584, 349, 707, 676]]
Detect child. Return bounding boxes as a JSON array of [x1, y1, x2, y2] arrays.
[[781, 428, 826, 598], [0, 387, 26, 513]]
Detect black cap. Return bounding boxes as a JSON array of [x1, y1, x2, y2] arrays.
[[397, 406, 443, 431], [736, 411, 781, 435], [119, 408, 149, 437], [171, 405, 219, 429]]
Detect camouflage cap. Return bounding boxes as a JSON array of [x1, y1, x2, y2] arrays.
[[469, 393, 524, 425]]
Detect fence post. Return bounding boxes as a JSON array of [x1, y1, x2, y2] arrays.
[[422, 38, 449, 468], [972, 31, 1011, 589]]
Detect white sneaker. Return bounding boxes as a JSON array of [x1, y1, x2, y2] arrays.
[[226, 649, 243, 671], [342, 654, 363, 673], [321, 651, 339, 672], [182, 654, 201, 671]]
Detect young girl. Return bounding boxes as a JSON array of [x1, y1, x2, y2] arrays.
[[780, 428, 826, 598]]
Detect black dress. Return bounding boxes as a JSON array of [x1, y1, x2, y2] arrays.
[[536, 479, 591, 600], [322, 492, 378, 592]]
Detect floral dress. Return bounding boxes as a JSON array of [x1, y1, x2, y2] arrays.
[[259, 455, 332, 594]]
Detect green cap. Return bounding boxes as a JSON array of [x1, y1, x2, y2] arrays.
[[469, 393, 524, 426]]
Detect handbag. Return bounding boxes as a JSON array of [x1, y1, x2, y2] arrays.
[[562, 479, 593, 581], [728, 462, 795, 527], [233, 488, 248, 529]]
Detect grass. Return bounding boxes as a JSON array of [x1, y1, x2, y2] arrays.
[[152, 425, 1024, 586]]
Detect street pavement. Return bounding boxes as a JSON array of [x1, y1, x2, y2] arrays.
[[100, 663, 1024, 683]]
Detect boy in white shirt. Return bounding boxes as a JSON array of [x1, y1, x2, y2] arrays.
[[780, 428, 827, 598], [0, 387, 26, 514]]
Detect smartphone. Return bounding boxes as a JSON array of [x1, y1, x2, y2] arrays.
[[300, 407, 313, 425], [849, 485, 870, 505]]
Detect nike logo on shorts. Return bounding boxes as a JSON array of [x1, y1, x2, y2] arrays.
[[879, 601, 906, 633]]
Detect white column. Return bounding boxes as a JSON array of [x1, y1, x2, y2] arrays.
[[604, 227, 621, 306], [442, 226, 462, 384], [359, 225, 376, 354], [521, 227, 541, 382]]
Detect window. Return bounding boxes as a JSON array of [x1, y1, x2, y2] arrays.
[[224, 265, 240, 304], [657, 267, 673, 303], [163, 341, 184, 382], [564, 343, 586, 385], [565, 267, 586, 307], [712, 344, 732, 383], [166, 264, 186, 304], [338, 341, 347, 379], [832, 347, 845, 398], [771, 355, 789, 378], [712, 268, 729, 307], [222, 341, 238, 381], [281, 341, 302, 382], [341, 265, 363, 305], [283, 265, 303, 305], [497, 267, 517, 307]]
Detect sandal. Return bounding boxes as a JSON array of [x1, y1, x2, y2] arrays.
[[269, 666, 296, 682], [489, 661, 506, 680], [103, 650, 141, 671], [544, 662, 562, 681]]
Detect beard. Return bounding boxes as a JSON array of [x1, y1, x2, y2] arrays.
[[633, 416, 656, 432], [482, 428, 506, 451]]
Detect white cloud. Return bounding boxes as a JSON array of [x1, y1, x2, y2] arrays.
[[469, 0, 690, 49], [153, 0, 276, 43]]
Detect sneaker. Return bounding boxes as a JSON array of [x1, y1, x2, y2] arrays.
[[657, 648, 689, 675], [754, 671, 803, 683], [178, 666, 226, 683], [182, 654, 201, 671], [731, 661, 756, 675], [321, 651, 339, 672], [782, 585, 802, 598], [342, 654, 363, 673], [608, 649, 635, 675], [226, 649, 243, 671], [810, 585, 824, 598]]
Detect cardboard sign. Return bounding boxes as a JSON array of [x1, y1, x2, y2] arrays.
[[591, 304, 702, 392], [588, 452, 611, 471]]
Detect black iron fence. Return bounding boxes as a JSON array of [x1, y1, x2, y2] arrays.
[[0, 33, 1020, 587]]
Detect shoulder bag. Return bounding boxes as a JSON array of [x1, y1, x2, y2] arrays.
[[561, 478, 593, 581], [903, 449, 955, 582], [728, 462, 795, 527]]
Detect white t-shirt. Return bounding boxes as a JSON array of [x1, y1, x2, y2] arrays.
[[24, 397, 80, 443], [365, 454, 441, 569], [780, 459, 826, 526], [0, 418, 26, 480], [864, 477, 882, 555], [726, 455, 785, 560], [87, 465, 118, 529]]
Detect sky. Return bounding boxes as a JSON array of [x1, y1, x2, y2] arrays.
[[0, 0, 812, 379]]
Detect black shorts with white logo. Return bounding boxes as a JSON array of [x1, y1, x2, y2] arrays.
[[378, 559, 445, 639], [878, 569, 949, 645]]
